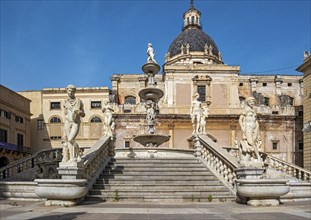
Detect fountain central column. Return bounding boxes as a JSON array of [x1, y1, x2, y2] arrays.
[[133, 43, 170, 148]]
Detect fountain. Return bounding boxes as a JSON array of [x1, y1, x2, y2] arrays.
[[133, 43, 170, 147]]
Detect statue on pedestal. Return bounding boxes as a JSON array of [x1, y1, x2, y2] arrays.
[[62, 85, 85, 163], [102, 102, 115, 137], [238, 97, 263, 167], [198, 106, 209, 135], [190, 93, 202, 135], [145, 100, 156, 134], [147, 43, 157, 63]]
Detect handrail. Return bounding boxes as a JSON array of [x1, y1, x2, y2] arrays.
[[261, 152, 311, 182], [0, 148, 62, 180], [195, 135, 239, 192], [82, 136, 115, 190], [221, 146, 311, 183]]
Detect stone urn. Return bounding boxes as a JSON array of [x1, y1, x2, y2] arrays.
[[236, 179, 290, 206]]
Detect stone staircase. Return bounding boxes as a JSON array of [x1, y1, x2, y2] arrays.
[[87, 157, 235, 202]]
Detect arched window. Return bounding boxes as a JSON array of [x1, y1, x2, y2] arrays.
[[124, 96, 136, 105], [50, 117, 61, 123], [90, 116, 102, 123]]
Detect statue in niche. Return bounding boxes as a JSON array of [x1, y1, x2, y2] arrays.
[[198, 106, 209, 135], [238, 97, 263, 167], [145, 100, 156, 134], [147, 43, 157, 63], [102, 102, 115, 136], [190, 93, 202, 135], [279, 94, 293, 107], [62, 85, 85, 163]]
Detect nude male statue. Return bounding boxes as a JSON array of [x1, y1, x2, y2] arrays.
[[62, 85, 85, 162]]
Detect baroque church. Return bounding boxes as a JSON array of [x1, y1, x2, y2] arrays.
[[6, 2, 304, 167]]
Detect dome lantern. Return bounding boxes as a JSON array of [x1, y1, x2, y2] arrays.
[[183, 0, 202, 31]]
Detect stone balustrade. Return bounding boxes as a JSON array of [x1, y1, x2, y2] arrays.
[[0, 148, 63, 180], [82, 136, 115, 189], [261, 153, 311, 183], [195, 135, 239, 191]]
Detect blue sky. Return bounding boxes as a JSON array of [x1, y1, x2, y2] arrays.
[[1, 0, 310, 92]]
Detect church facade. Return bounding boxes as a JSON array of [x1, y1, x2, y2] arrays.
[[18, 3, 304, 166]]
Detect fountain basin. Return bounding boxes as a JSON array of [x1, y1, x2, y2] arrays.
[[139, 87, 164, 102], [236, 179, 290, 206], [133, 134, 170, 147], [35, 179, 87, 206], [142, 62, 160, 74]]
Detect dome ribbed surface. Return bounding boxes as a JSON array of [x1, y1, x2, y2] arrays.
[[168, 28, 219, 57]]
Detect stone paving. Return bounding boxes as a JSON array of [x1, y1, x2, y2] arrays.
[[0, 199, 310, 220]]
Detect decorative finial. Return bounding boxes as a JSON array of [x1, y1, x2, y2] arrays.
[[190, 0, 194, 9]]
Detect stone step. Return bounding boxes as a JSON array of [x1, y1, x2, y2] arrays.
[[102, 171, 214, 176], [89, 190, 232, 196], [104, 167, 209, 172], [99, 175, 217, 181], [93, 184, 227, 191], [87, 194, 235, 203], [96, 179, 221, 185], [108, 163, 205, 168], [110, 160, 201, 164], [95, 179, 223, 186], [112, 158, 197, 162]]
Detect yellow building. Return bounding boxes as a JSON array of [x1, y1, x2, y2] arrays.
[[0, 85, 31, 167], [297, 52, 311, 170], [20, 87, 110, 153]]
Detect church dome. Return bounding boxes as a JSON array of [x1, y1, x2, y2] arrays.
[[167, 28, 219, 58]]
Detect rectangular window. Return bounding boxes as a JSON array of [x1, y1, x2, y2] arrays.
[[17, 133, 24, 147], [50, 102, 61, 110], [50, 136, 62, 140], [288, 83, 292, 87], [239, 82, 243, 86], [37, 119, 44, 130], [262, 82, 267, 87], [15, 116, 24, 124], [272, 142, 278, 150], [272, 111, 279, 115], [0, 129, 8, 143], [197, 85, 206, 102], [0, 109, 11, 119], [91, 101, 101, 109], [298, 143, 303, 151], [124, 141, 130, 148]]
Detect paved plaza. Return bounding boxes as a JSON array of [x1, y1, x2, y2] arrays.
[[0, 199, 310, 220]]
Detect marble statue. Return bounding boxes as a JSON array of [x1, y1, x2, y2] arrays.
[[238, 97, 263, 167], [145, 100, 156, 134], [62, 85, 85, 163], [190, 93, 202, 135], [186, 43, 190, 54], [181, 45, 185, 55], [204, 44, 208, 54], [102, 102, 115, 136], [147, 43, 157, 63], [198, 106, 209, 135], [208, 45, 213, 55]]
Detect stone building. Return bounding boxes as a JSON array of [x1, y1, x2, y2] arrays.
[[0, 85, 31, 167], [20, 87, 110, 153], [18, 2, 304, 167], [110, 2, 304, 165], [297, 52, 311, 170]]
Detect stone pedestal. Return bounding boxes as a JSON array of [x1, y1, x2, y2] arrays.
[[58, 161, 85, 179], [235, 167, 265, 179]]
